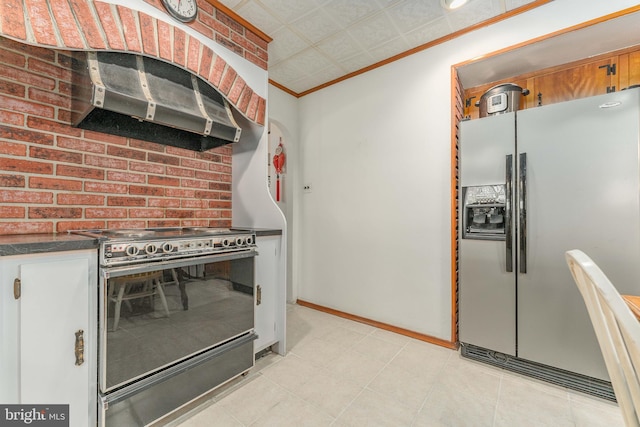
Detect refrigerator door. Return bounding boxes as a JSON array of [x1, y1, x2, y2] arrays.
[[516, 89, 640, 380], [459, 112, 517, 355]]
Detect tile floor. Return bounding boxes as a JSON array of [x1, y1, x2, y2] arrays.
[[171, 304, 623, 427]]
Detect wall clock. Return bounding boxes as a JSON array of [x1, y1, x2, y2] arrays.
[[161, 0, 198, 23]]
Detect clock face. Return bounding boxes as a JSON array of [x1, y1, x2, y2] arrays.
[[162, 0, 198, 23]]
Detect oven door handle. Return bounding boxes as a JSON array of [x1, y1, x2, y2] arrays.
[[102, 249, 258, 278]]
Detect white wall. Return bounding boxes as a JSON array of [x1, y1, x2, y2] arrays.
[[269, 0, 640, 341]]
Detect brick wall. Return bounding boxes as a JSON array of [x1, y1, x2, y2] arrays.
[[0, 1, 270, 235]]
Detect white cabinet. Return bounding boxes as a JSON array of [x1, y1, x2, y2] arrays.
[[254, 236, 285, 354], [0, 250, 97, 427]]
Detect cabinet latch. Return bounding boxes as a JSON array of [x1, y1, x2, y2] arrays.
[[599, 63, 617, 76], [607, 86, 616, 93], [13, 278, 21, 299]]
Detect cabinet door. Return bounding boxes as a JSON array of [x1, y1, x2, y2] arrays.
[[19, 254, 95, 427], [254, 237, 279, 353], [533, 58, 615, 106]]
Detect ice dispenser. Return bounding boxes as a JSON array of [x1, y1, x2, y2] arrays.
[[462, 184, 507, 240]]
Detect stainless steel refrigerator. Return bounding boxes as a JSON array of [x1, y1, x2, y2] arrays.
[[458, 89, 640, 399]]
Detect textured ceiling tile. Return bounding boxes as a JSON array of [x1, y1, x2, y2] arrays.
[[386, 0, 444, 32], [404, 17, 452, 48], [323, 0, 381, 28], [506, 0, 537, 10], [339, 53, 376, 73], [268, 27, 308, 65], [291, 8, 341, 43], [446, 0, 503, 31], [347, 13, 400, 50], [317, 31, 363, 61], [287, 48, 334, 74], [268, 61, 303, 83], [369, 37, 410, 62], [260, 0, 323, 23], [234, 1, 283, 34]]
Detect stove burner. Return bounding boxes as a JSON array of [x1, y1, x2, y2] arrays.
[[110, 229, 155, 238]]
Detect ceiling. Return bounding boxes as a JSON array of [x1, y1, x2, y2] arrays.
[[217, 0, 540, 95]]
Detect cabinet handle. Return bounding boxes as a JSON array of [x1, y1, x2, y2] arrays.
[[13, 278, 21, 299], [256, 285, 262, 305], [75, 330, 84, 366]]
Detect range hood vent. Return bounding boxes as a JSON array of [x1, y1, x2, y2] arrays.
[[71, 52, 242, 152]]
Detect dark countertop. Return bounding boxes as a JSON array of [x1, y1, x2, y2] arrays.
[[0, 233, 99, 257], [0, 228, 281, 257]]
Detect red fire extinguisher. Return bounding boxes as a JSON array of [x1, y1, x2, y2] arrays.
[[272, 141, 285, 202]]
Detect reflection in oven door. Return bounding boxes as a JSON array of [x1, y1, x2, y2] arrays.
[[99, 253, 256, 426]]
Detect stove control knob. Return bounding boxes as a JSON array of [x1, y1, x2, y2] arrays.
[[221, 238, 231, 247], [162, 242, 174, 253], [235, 237, 245, 246], [125, 245, 139, 256], [144, 243, 158, 255], [245, 236, 254, 245]]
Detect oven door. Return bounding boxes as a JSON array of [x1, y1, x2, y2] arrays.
[[99, 250, 256, 394]]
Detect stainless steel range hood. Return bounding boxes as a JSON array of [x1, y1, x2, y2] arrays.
[[71, 52, 241, 152]]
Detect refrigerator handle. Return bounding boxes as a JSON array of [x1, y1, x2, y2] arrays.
[[505, 154, 513, 273], [519, 152, 527, 274]]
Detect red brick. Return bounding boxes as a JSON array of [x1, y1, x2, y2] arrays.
[[218, 66, 237, 95], [0, 206, 25, 217], [107, 196, 145, 207], [0, 79, 25, 97], [0, 189, 53, 203], [0, 38, 55, 61], [30, 176, 82, 191], [0, 222, 53, 235], [166, 166, 194, 178], [197, 0, 214, 15], [181, 179, 208, 189], [228, 75, 245, 104], [256, 97, 265, 125], [246, 92, 259, 121], [194, 170, 222, 181], [57, 164, 104, 180], [199, 47, 214, 78], [0, 125, 54, 145], [28, 207, 82, 219], [94, 1, 125, 50], [0, 140, 27, 156], [147, 219, 180, 228], [130, 161, 165, 174], [129, 138, 163, 152], [30, 146, 82, 164], [84, 182, 127, 194], [50, 0, 85, 49], [165, 209, 194, 218], [140, 13, 158, 57], [0, 158, 53, 174], [26, 0, 57, 46], [1, 0, 27, 40], [27, 117, 82, 137], [148, 152, 180, 166], [129, 185, 164, 196], [198, 12, 227, 37], [0, 47, 25, 68], [84, 130, 127, 145], [215, 34, 242, 57], [182, 199, 208, 208], [0, 110, 24, 126], [166, 145, 195, 158], [165, 188, 195, 198], [194, 189, 220, 199], [57, 136, 105, 153], [231, 31, 257, 55], [0, 94, 54, 118], [107, 171, 146, 183], [201, 152, 223, 164], [209, 182, 231, 191], [0, 174, 25, 187], [69, 0, 107, 49], [106, 145, 146, 161], [245, 50, 267, 70], [246, 30, 269, 51], [129, 208, 164, 218], [220, 209, 231, 218], [157, 20, 173, 62], [0, 64, 55, 90], [28, 58, 71, 81], [173, 28, 187, 67], [28, 87, 70, 108], [194, 209, 222, 218], [85, 154, 128, 170], [56, 220, 105, 233], [148, 175, 180, 187], [149, 198, 180, 208], [208, 200, 231, 209], [106, 220, 146, 229], [208, 55, 226, 87], [187, 36, 200, 73], [208, 163, 231, 174], [190, 20, 214, 40], [117, 6, 142, 52], [57, 193, 105, 205], [86, 207, 127, 218], [216, 10, 244, 35], [237, 85, 252, 113]]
